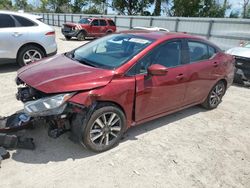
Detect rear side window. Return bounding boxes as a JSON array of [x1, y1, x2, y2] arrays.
[[13, 15, 36, 27], [100, 20, 107, 26], [108, 20, 116, 26], [0, 14, 15, 28], [188, 41, 208, 62], [91, 20, 99, 26]]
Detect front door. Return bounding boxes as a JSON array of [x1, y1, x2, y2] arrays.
[[90, 19, 101, 36], [134, 40, 189, 122]]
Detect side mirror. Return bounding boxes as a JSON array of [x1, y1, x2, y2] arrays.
[[147, 64, 168, 76]]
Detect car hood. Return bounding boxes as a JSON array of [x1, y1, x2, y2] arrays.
[[17, 54, 114, 93], [63, 22, 88, 27], [226, 47, 250, 58]]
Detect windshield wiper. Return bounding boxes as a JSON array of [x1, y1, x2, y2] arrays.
[[77, 58, 97, 67]]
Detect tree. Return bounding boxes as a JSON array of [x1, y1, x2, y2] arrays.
[[242, 0, 250, 18], [229, 10, 240, 18], [153, 0, 161, 16], [71, 0, 88, 13], [111, 0, 153, 15], [171, 0, 201, 17], [15, 0, 28, 10], [48, 0, 70, 13], [199, 0, 228, 18], [0, 0, 13, 10]]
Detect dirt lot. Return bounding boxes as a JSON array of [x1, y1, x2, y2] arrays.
[[0, 27, 249, 188]]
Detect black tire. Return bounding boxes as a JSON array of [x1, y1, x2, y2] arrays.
[[234, 73, 244, 85], [17, 45, 45, 67], [82, 105, 126, 152], [77, 31, 86, 41], [65, 36, 72, 40], [106, 30, 112, 35], [201, 81, 226, 110]]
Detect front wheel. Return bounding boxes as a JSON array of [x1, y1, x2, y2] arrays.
[[82, 105, 126, 152], [77, 31, 86, 41], [202, 81, 226, 110]]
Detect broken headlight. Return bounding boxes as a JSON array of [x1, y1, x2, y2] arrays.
[[24, 93, 74, 117]]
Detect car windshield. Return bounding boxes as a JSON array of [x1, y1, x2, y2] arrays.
[[69, 34, 154, 69], [78, 18, 91, 24]]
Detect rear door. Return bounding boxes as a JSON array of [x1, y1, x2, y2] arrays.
[[132, 40, 189, 121], [0, 14, 30, 60], [99, 19, 108, 35], [0, 14, 19, 60], [183, 40, 221, 105]]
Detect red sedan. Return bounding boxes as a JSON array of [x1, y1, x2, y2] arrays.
[[16, 31, 235, 152]]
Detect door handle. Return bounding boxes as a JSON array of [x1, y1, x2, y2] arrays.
[[12, 32, 22, 37], [176, 74, 184, 80], [213, 62, 218, 67]]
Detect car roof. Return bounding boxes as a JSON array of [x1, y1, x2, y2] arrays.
[[120, 30, 203, 41], [0, 10, 42, 20], [81, 17, 113, 20]]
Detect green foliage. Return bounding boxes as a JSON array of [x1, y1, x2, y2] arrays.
[[229, 10, 240, 18], [71, 0, 88, 13], [111, 0, 153, 15], [171, 0, 228, 17], [47, 0, 70, 13], [0, 0, 13, 10], [83, 6, 101, 14]]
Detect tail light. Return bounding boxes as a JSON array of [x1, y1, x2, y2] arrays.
[[45, 31, 55, 36]]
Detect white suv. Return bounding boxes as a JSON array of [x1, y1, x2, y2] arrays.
[[0, 11, 57, 66]]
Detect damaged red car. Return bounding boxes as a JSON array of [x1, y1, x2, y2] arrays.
[[16, 31, 235, 152]]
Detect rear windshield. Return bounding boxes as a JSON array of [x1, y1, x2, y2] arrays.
[[78, 18, 91, 24]]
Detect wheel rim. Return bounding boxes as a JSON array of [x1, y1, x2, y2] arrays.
[[23, 50, 42, 65], [209, 83, 225, 107], [90, 112, 121, 146], [78, 33, 85, 40]]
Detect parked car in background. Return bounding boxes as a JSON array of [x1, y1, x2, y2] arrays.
[[16, 31, 234, 152], [226, 42, 250, 85], [61, 17, 116, 41], [0, 11, 57, 66], [133, 26, 169, 32]]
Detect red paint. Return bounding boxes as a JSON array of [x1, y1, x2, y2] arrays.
[[63, 18, 116, 37], [17, 31, 235, 129]]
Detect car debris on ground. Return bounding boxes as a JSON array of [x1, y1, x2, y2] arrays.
[[0, 112, 35, 167]]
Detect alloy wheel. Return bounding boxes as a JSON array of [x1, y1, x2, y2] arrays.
[[90, 112, 121, 146], [209, 83, 225, 107], [23, 50, 42, 65]]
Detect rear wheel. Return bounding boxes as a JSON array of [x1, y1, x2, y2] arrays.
[[82, 105, 126, 152], [17, 45, 45, 66], [202, 81, 226, 110], [77, 31, 86, 41]]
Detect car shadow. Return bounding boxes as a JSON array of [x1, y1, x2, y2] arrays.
[[11, 105, 206, 164], [0, 63, 19, 73]]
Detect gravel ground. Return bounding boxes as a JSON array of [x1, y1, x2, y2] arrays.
[[0, 27, 249, 188]]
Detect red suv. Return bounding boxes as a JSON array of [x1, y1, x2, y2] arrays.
[[16, 31, 235, 152], [61, 17, 116, 41]]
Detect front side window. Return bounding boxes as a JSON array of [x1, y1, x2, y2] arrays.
[[68, 34, 154, 69], [0, 14, 15, 28], [130, 40, 182, 75], [13, 15, 36, 27], [91, 19, 99, 26]]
